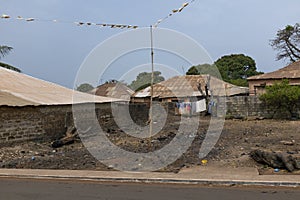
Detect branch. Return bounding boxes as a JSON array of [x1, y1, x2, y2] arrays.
[[285, 40, 300, 60], [286, 39, 300, 54]]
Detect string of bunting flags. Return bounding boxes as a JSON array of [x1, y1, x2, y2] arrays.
[[0, 14, 139, 29], [153, 0, 196, 27], [1, 1, 196, 29]]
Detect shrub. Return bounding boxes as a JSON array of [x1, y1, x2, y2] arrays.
[[259, 79, 300, 118]]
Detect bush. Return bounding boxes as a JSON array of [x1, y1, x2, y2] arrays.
[[259, 79, 300, 118]]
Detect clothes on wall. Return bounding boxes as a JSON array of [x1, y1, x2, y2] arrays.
[[207, 100, 216, 114], [196, 99, 206, 113], [176, 99, 207, 115]]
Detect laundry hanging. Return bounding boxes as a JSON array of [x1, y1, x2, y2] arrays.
[[196, 99, 206, 113]]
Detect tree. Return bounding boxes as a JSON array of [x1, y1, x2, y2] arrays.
[[129, 71, 165, 91], [215, 54, 263, 87], [76, 83, 94, 93], [0, 45, 13, 59], [186, 63, 222, 78], [260, 79, 300, 118], [0, 45, 21, 72], [270, 23, 300, 63]]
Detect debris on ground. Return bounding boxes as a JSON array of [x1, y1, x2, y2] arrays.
[[51, 126, 79, 148], [250, 149, 300, 172], [0, 117, 300, 174], [280, 140, 296, 146]]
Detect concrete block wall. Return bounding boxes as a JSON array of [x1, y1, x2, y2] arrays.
[[0, 103, 112, 144], [0, 108, 44, 142], [3, 97, 298, 144], [216, 96, 300, 119], [0, 103, 153, 144]]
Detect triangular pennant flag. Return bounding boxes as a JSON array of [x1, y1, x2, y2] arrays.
[[178, 7, 184, 12], [182, 2, 189, 7], [26, 18, 35, 22], [1, 14, 10, 19]]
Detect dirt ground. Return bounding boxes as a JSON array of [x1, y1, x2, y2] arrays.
[[1, 116, 300, 174]]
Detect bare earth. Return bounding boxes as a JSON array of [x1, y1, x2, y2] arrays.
[[1, 116, 300, 174]]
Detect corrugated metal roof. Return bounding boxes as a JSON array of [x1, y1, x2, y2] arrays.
[[0, 68, 122, 106], [132, 75, 249, 98], [248, 60, 300, 80], [90, 82, 134, 101]]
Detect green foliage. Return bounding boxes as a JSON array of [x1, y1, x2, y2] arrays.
[[229, 79, 248, 87], [186, 55, 263, 87], [270, 23, 300, 63], [186, 63, 222, 79], [260, 80, 300, 117], [129, 71, 165, 91], [215, 54, 263, 87], [0, 62, 21, 73], [76, 83, 94, 93], [186, 66, 198, 75], [0, 45, 13, 59], [0, 45, 21, 72]]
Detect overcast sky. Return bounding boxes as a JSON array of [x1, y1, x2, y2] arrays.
[[1, 0, 299, 88]]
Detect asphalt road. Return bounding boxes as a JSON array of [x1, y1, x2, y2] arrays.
[[1, 178, 300, 200]]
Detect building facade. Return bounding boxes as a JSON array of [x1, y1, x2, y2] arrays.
[[248, 60, 300, 95]]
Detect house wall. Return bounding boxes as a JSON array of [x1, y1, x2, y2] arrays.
[[0, 103, 152, 144], [249, 78, 300, 95], [0, 104, 100, 144], [2, 97, 298, 144], [215, 96, 300, 119]]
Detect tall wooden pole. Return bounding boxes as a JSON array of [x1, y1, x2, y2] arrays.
[[149, 25, 154, 140]]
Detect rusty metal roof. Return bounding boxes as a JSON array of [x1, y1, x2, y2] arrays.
[[133, 75, 249, 98], [248, 60, 300, 80], [90, 82, 134, 101], [0, 68, 122, 107]]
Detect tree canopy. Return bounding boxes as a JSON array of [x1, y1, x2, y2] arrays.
[[76, 83, 94, 93], [186, 54, 263, 87], [270, 23, 300, 63], [215, 54, 263, 87], [186, 63, 222, 79], [260, 79, 300, 118], [129, 71, 165, 91], [0, 45, 21, 72]]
